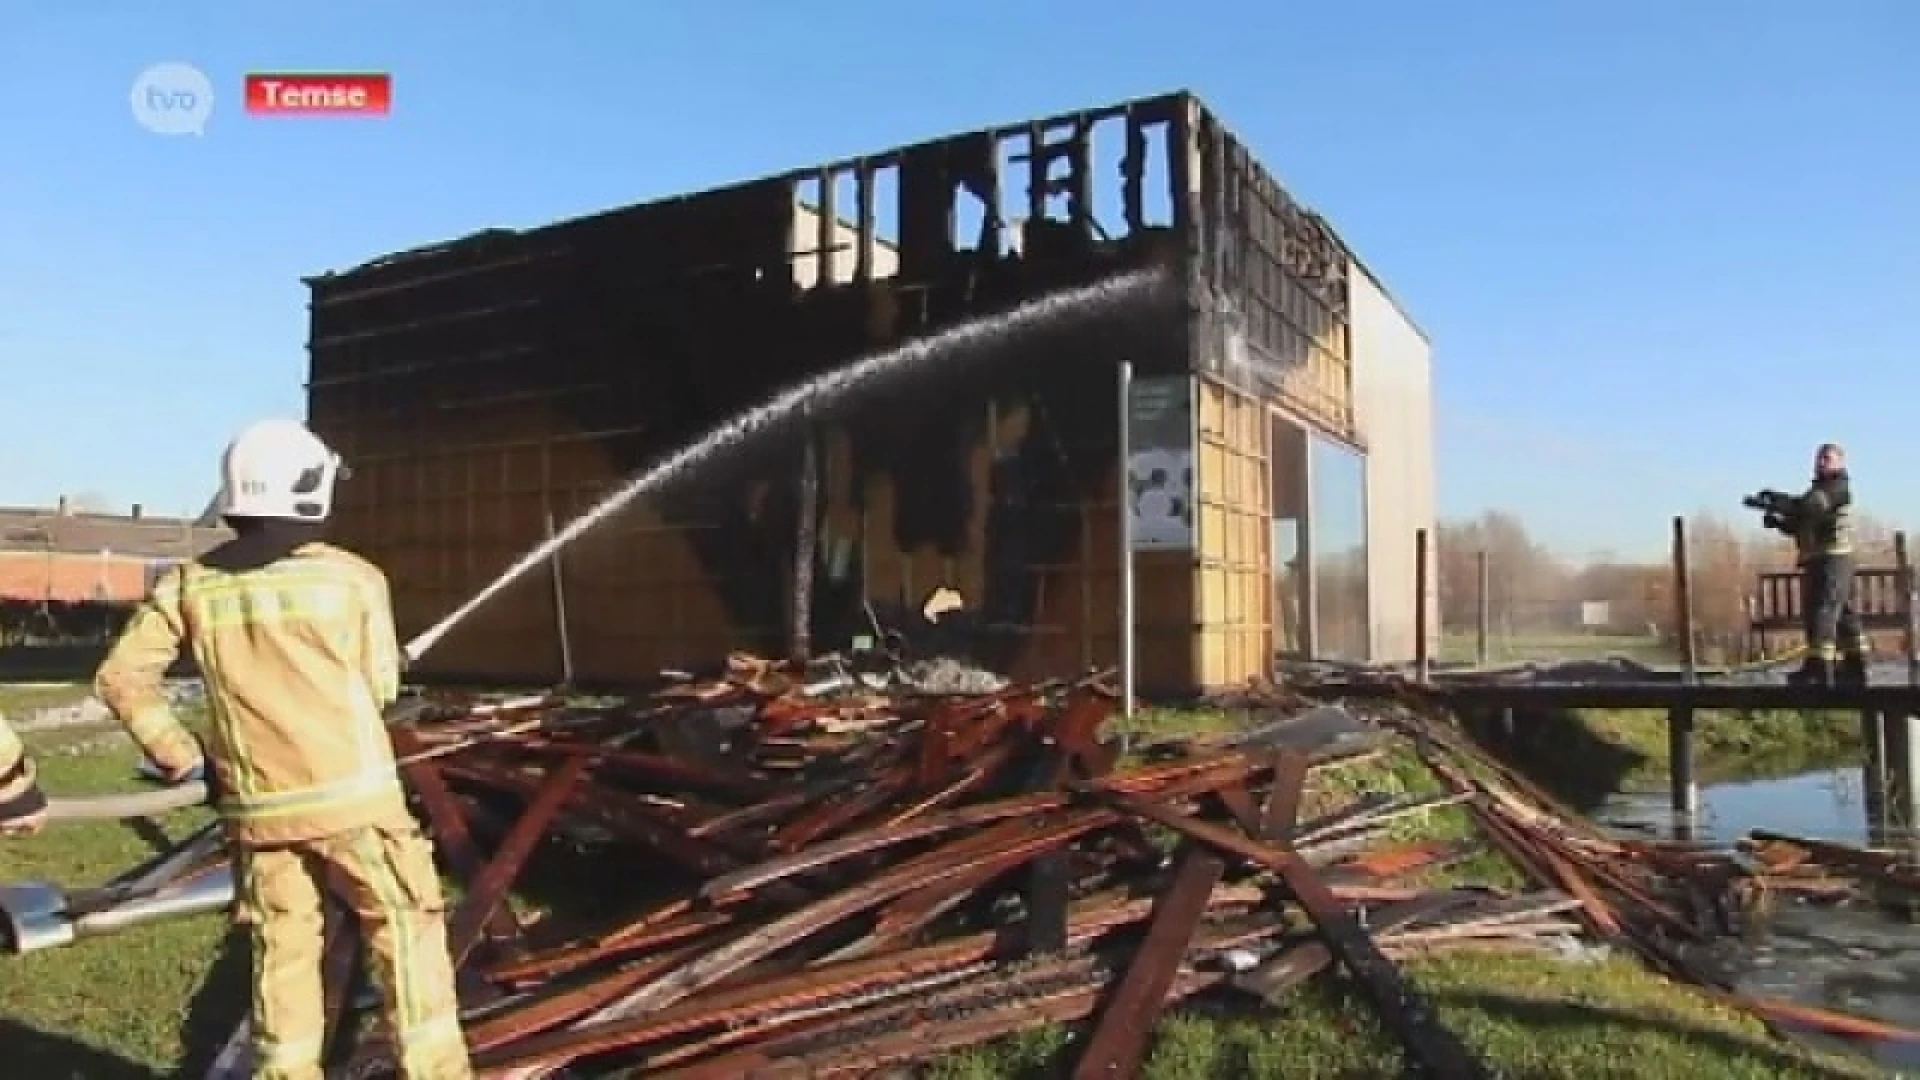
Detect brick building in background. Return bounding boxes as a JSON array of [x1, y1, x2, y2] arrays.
[[0, 499, 231, 604]]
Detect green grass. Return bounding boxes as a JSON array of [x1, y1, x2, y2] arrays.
[[0, 684, 239, 1079], [0, 695, 1890, 1078], [1454, 703, 1865, 811], [926, 951, 1883, 1080], [0, 683, 98, 716], [1108, 706, 1250, 748], [1438, 631, 1677, 667], [1580, 707, 1863, 787]]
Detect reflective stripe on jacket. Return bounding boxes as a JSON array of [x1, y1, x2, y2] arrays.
[[1793, 475, 1855, 563], [94, 542, 409, 846], [0, 718, 22, 776], [0, 718, 44, 822]]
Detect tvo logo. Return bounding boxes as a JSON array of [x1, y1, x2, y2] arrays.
[[131, 62, 215, 136]]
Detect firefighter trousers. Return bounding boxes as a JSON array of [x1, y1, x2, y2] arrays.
[[235, 820, 472, 1080], [1800, 553, 1864, 659]]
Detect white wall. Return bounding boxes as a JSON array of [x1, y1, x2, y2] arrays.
[[790, 202, 900, 288], [1349, 262, 1437, 664]]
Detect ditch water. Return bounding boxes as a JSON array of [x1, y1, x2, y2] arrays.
[[1599, 761, 1920, 1072], [1599, 765, 1879, 850]]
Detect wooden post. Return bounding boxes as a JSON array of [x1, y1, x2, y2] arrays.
[[1669, 516, 1698, 818], [1898, 531, 1918, 687], [1891, 533, 1920, 863], [544, 511, 574, 687], [1117, 361, 1137, 718], [1862, 710, 1895, 845], [1414, 528, 1431, 683], [1475, 549, 1490, 667], [1671, 515, 1698, 682], [1667, 705, 1698, 818], [790, 419, 818, 661]]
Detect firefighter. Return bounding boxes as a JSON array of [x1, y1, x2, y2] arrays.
[[0, 717, 48, 835], [1778, 443, 1865, 687], [93, 418, 472, 1080]]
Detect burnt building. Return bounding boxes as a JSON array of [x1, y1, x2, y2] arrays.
[[304, 91, 1435, 694]]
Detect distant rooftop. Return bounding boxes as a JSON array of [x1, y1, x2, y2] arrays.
[[0, 499, 231, 560]]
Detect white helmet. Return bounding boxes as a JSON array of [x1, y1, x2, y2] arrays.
[[217, 418, 344, 522]]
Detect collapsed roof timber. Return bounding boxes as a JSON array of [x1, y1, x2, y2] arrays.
[[309, 91, 1358, 437]]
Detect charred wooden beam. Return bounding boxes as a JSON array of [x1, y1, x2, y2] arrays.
[[446, 754, 594, 967], [392, 729, 525, 952], [1070, 847, 1223, 1078], [1261, 747, 1310, 842], [1026, 121, 1047, 226], [1068, 118, 1093, 240], [1018, 736, 1075, 956], [1093, 791, 1492, 1080], [1122, 111, 1148, 234], [854, 159, 876, 282], [815, 167, 836, 289]]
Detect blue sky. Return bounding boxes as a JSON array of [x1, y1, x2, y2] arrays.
[[0, 1, 1913, 560]]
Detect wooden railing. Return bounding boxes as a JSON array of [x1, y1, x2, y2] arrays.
[[1749, 567, 1911, 633]]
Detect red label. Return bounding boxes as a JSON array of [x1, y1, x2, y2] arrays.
[[244, 73, 391, 116]]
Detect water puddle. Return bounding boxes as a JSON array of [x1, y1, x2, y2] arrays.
[[1600, 767, 1920, 1072], [1732, 904, 1920, 1071], [1598, 766, 1876, 849]]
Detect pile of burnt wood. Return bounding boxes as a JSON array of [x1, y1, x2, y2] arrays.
[[188, 656, 1885, 1079]]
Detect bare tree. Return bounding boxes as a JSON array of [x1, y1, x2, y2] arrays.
[[1435, 510, 1569, 635]]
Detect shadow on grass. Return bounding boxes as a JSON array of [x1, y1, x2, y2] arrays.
[[123, 816, 176, 857], [0, 1016, 158, 1080], [1453, 705, 1647, 813], [172, 927, 250, 1079], [1426, 987, 1872, 1079]]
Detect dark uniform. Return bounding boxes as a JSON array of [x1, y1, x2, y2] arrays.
[[1785, 467, 1864, 686]]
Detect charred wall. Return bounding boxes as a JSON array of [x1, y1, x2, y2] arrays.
[[1175, 99, 1363, 688], [1186, 107, 1355, 444], [308, 95, 1196, 688]]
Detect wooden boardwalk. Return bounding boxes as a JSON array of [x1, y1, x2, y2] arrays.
[[1299, 672, 1920, 712]]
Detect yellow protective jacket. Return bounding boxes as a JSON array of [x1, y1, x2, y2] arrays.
[[94, 542, 409, 847], [0, 716, 24, 775], [0, 716, 46, 824]]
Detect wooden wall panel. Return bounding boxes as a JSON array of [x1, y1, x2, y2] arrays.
[[350, 376, 1210, 690], [1194, 377, 1271, 689]]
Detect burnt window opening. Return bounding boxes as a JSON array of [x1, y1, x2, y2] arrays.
[[792, 164, 905, 289], [995, 134, 1030, 256], [1134, 120, 1175, 230], [866, 163, 901, 251], [833, 169, 862, 276], [1040, 138, 1073, 229], [954, 183, 994, 257], [1087, 115, 1133, 243]]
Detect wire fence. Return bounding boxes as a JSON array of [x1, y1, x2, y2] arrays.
[[1430, 517, 1919, 670], [0, 599, 134, 647]]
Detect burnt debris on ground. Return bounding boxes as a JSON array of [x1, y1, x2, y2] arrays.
[[138, 656, 1918, 1078]]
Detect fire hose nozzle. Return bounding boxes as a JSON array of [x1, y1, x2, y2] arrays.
[[0, 881, 76, 954], [0, 866, 235, 956]]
